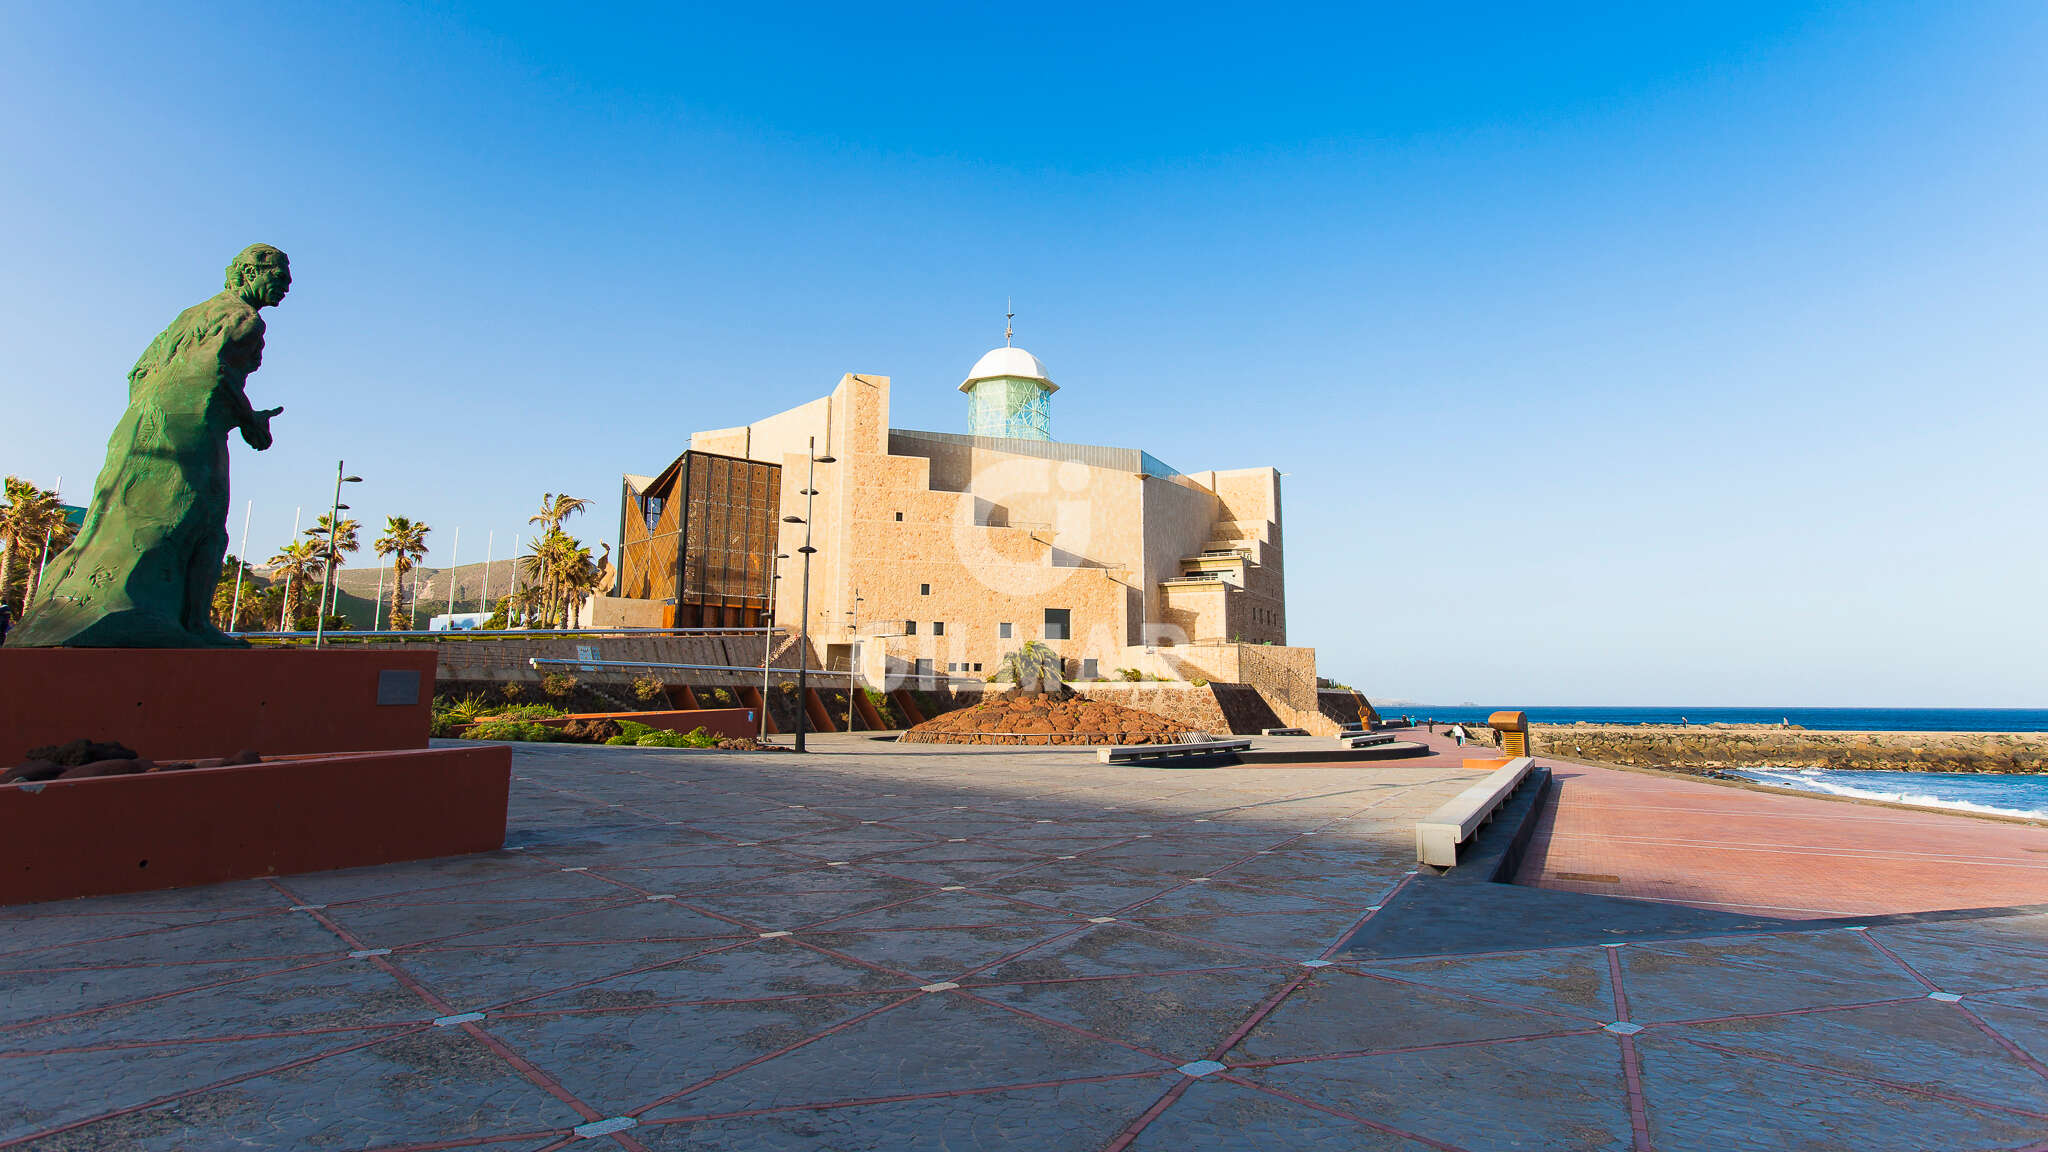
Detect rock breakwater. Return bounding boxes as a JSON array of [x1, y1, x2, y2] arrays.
[[1528, 724, 2048, 775]]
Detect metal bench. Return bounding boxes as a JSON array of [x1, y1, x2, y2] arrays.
[[1097, 739, 1252, 765], [1415, 757, 1536, 868]]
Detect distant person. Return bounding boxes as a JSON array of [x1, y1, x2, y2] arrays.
[[1449, 724, 1467, 747], [0, 601, 11, 644]]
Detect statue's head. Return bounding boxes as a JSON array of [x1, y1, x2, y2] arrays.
[[226, 244, 291, 308]]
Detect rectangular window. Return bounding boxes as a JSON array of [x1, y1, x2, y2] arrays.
[[1043, 609, 1071, 640], [947, 662, 958, 672], [998, 622, 1012, 639], [920, 583, 930, 595], [1081, 658, 1099, 680], [894, 512, 904, 521], [972, 662, 983, 672], [905, 620, 917, 635], [933, 621, 945, 636]]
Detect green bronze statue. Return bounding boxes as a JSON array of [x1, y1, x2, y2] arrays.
[[12, 245, 291, 648]]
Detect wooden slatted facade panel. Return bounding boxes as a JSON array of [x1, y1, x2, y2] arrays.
[[620, 451, 781, 626]]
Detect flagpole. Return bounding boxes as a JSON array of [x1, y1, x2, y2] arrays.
[[228, 500, 252, 630], [278, 505, 302, 631], [445, 527, 460, 625]]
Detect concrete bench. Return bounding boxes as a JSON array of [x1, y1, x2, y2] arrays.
[[1261, 727, 1310, 736], [1415, 757, 1536, 868], [1335, 733, 1396, 748], [1098, 740, 1252, 765]]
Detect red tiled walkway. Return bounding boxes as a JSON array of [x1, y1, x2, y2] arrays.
[[1518, 761, 2048, 918]]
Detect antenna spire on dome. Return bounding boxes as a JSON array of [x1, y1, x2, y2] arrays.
[[1004, 297, 1014, 347]]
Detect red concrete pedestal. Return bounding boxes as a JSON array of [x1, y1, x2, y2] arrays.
[[0, 648, 436, 763], [0, 746, 512, 905]]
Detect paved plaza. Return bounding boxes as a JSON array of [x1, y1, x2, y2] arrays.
[[4, 734, 2048, 1150]]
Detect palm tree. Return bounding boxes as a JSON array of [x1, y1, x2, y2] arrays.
[[989, 640, 1066, 696], [266, 539, 325, 630], [1, 477, 75, 615], [374, 516, 432, 631], [305, 513, 360, 619], [555, 536, 600, 628], [526, 495, 590, 628]]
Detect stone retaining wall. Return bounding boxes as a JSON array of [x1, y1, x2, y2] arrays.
[[1068, 683, 1235, 734]]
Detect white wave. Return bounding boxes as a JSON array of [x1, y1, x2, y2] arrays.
[[1733, 769, 2048, 820]]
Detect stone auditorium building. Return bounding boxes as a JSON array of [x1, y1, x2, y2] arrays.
[[597, 338, 1339, 732]]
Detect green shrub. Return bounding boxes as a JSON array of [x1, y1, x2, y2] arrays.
[[467, 720, 555, 742], [636, 728, 686, 747], [495, 703, 569, 720], [429, 714, 461, 738], [631, 674, 666, 703], [604, 734, 635, 746], [540, 672, 577, 699], [615, 720, 655, 740]]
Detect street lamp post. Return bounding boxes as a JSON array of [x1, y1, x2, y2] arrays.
[[314, 461, 363, 649], [782, 436, 835, 753], [845, 591, 862, 731], [760, 553, 788, 741]]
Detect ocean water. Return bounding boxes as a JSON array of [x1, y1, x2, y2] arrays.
[[1727, 767, 2048, 821], [1387, 706, 2048, 733]]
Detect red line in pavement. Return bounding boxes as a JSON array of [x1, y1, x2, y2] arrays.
[[1607, 947, 1654, 1152], [1617, 1034, 1653, 1152], [1856, 932, 1940, 991], [1099, 1075, 1196, 1152], [1216, 1074, 1472, 1152], [1314, 872, 1414, 960], [1206, 970, 1310, 1060], [488, 981, 899, 1022], [1683, 1038, 2048, 1120], [266, 880, 645, 1149], [1956, 1004, 2048, 1083], [1606, 947, 1632, 1022]]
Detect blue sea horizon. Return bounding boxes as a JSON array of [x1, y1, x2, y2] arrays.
[[1384, 706, 2048, 733]]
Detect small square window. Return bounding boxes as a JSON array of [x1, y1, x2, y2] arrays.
[[894, 512, 904, 521], [933, 621, 945, 636], [1081, 659, 1099, 680], [920, 583, 930, 596], [972, 662, 983, 672], [1043, 609, 1071, 641], [905, 620, 917, 635], [998, 622, 1012, 639], [947, 662, 958, 672]]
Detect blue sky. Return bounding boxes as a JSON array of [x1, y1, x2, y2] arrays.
[[3, 2, 2043, 705]]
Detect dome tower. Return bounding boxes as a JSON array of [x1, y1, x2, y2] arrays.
[[960, 310, 1057, 440]]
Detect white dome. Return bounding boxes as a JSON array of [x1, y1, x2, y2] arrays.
[[959, 346, 1058, 393]]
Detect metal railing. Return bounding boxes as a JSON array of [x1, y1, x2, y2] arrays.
[[233, 626, 784, 643]]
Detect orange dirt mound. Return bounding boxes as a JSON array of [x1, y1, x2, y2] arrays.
[[898, 693, 1197, 746]]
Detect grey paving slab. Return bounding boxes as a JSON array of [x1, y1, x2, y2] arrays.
[[1242, 1032, 1638, 1151], [4, 739, 2045, 1151], [633, 1076, 1171, 1151], [1125, 1077, 1431, 1151], [1635, 1027, 2048, 1152]]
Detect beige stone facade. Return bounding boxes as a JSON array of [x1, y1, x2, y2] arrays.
[[617, 368, 1321, 716]]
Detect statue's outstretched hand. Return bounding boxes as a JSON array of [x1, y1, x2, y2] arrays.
[[242, 406, 283, 450]]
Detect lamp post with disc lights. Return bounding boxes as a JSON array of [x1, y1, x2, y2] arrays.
[[314, 461, 362, 649], [781, 437, 835, 753]]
